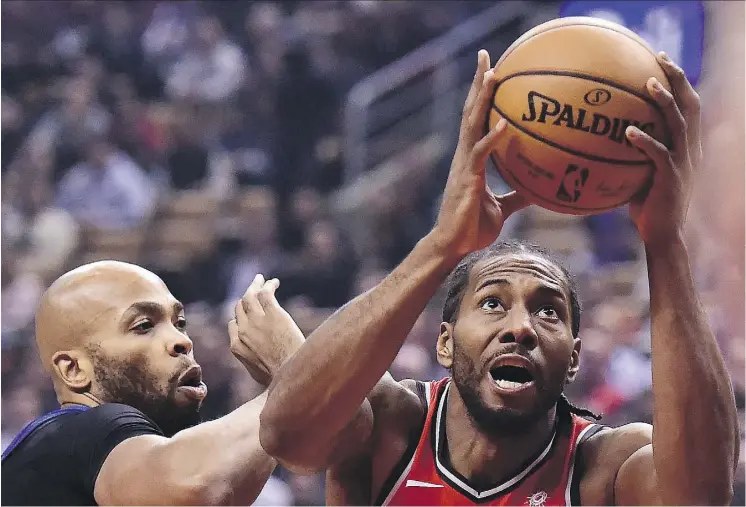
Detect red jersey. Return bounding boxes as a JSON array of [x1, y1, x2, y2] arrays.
[[377, 378, 605, 506]]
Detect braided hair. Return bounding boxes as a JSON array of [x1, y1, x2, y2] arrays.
[[441, 240, 601, 421], [559, 393, 602, 421]]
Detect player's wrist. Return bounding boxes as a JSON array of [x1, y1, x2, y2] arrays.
[[420, 231, 468, 272], [642, 228, 687, 259]]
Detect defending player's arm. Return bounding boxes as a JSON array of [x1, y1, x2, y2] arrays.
[[94, 277, 304, 506], [259, 50, 529, 471], [94, 392, 274, 506], [607, 53, 738, 506]]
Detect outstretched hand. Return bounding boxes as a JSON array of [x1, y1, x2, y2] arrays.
[[228, 274, 305, 386], [432, 50, 530, 262]]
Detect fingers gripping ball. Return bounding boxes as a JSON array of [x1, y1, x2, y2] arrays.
[[488, 17, 672, 215]]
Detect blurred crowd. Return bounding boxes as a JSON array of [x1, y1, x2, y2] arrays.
[[1, 1, 743, 505]]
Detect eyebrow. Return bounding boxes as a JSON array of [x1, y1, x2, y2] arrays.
[[475, 278, 510, 292], [122, 300, 185, 320], [475, 278, 567, 303]]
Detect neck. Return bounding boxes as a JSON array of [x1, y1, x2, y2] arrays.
[[444, 385, 557, 488], [59, 392, 103, 409]]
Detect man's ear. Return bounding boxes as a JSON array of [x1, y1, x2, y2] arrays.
[[437, 322, 455, 369], [52, 350, 93, 392], [566, 338, 581, 384]]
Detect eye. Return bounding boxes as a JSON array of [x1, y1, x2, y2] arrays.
[[536, 305, 559, 320], [132, 320, 154, 334], [175, 317, 187, 331], [480, 297, 505, 312]]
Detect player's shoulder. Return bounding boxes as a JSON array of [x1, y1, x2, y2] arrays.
[[367, 375, 429, 419], [364, 375, 431, 460], [576, 422, 652, 504], [584, 422, 652, 456], [64, 403, 163, 435], [79, 403, 155, 421]]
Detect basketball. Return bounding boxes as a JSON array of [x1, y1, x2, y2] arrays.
[[488, 17, 673, 215]]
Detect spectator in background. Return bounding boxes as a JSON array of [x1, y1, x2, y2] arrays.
[[166, 15, 247, 104], [2, 94, 27, 171], [1, 256, 45, 343], [166, 110, 210, 190], [241, 2, 287, 85], [18, 208, 81, 284], [1, 385, 43, 452], [29, 76, 112, 184], [87, 3, 150, 92], [140, 2, 195, 75], [272, 45, 338, 200], [277, 219, 358, 308], [55, 136, 156, 230], [279, 187, 326, 253], [221, 216, 283, 319]]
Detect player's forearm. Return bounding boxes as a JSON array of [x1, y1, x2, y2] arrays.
[[645, 235, 737, 504], [160, 391, 276, 505], [261, 233, 457, 458]]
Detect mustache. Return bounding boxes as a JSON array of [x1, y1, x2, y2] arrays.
[[168, 358, 199, 384], [484, 345, 538, 373]]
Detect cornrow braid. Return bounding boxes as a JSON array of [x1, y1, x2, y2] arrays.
[[558, 393, 602, 421]]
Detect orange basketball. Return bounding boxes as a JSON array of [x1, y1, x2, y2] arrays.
[[488, 17, 672, 215]]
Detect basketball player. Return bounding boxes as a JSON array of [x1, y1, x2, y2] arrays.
[[1, 262, 302, 505], [258, 50, 739, 505]]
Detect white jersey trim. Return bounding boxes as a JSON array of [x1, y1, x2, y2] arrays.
[[434, 382, 558, 500], [564, 422, 599, 506], [381, 451, 418, 506]]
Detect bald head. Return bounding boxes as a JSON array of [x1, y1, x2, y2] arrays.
[[35, 260, 203, 432], [35, 261, 170, 370]]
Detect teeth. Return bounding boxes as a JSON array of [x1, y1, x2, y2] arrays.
[[494, 379, 525, 390]]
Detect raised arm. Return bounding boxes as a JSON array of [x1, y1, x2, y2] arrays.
[[94, 276, 305, 506], [259, 50, 529, 470], [611, 53, 738, 506]]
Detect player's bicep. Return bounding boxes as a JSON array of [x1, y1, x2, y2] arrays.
[[603, 423, 660, 506], [613, 444, 661, 506], [93, 434, 194, 506]]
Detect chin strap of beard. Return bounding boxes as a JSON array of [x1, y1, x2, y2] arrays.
[[559, 393, 602, 421]]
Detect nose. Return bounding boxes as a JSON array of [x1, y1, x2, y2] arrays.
[[166, 332, 193, 357], [498, 307, 538, 350]]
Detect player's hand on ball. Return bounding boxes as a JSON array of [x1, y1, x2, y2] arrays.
[[625, 52, 702, 249], [433, 50, 529, 261], [228, 274, 305, 386]]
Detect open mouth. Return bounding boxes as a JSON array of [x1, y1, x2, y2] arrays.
[[176, 365, 207, 401], [178, 365, 203, 388], [489, 356, 535, 392]]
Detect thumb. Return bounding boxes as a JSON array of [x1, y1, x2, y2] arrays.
[[495, 190, 531, 218], [471, 118, 508, 173]]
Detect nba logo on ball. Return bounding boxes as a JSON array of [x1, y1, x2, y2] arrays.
[[556, 165, 589, 203]]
